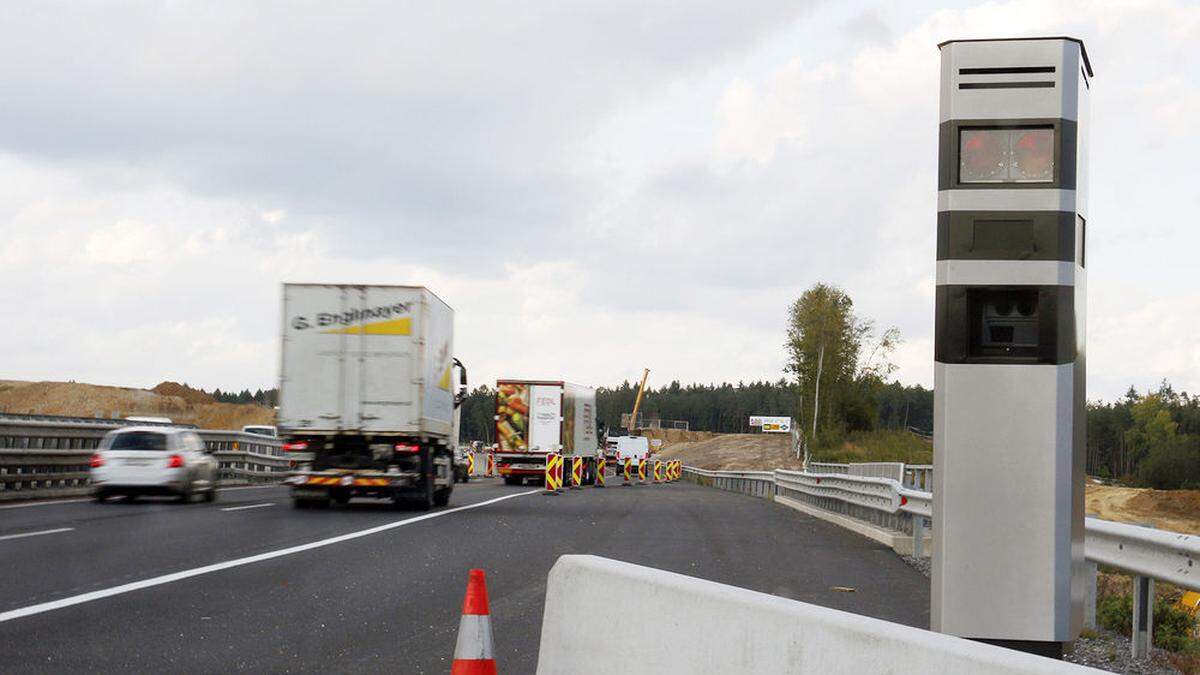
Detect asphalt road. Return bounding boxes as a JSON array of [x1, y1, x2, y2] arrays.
[[0, 477, 929, 673]]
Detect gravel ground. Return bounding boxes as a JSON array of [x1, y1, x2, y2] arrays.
[[900, 556, 1180, 674], [1065, 629, 1180, 674]]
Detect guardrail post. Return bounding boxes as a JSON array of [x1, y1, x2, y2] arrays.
[[1131, 574, 1154, 660], [1083, 560, 1097, 630], [912, 515, 925, 559]]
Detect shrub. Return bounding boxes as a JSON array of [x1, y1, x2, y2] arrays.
[[1097, 590, 1199, 652]]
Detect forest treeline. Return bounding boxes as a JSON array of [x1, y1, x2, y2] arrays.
[[222, 378, 1200, 489], [461, 379, 1200, 488], [458, 380, 932, 448]]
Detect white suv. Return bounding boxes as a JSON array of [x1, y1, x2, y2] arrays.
[[90, 427, 219, 503]]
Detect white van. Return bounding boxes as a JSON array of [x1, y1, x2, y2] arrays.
[[612, 436, 650, 466], [241, 425, 277, 438]]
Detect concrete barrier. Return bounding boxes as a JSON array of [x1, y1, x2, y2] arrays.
[[536, 555, 1100, 674]]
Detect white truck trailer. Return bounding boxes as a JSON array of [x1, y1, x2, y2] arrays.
[[277, 284, 467, 509], [494, 380, 599, 486]]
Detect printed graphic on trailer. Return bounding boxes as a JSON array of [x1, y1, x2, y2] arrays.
[[496, 383, 529, 452]]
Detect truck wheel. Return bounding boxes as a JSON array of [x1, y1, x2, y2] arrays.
[[503, 476, 521, 486], [434, 485, 452, 507], [414, 479, 435, 511]]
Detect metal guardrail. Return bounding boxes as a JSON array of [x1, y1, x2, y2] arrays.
[[683, 463, 1200, 659], [0, 415, 287, 500], [806, 461, 932, 490], [1085, 518, 1200, 590], [684, 468, 775, 499]]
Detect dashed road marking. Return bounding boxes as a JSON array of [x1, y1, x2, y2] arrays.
[[0, 527, 74, 542], [220, 503, 275, 512]]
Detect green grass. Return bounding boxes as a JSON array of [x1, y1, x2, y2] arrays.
[[810, 429, 933, 465]]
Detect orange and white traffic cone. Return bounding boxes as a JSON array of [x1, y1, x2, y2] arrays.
[[451, 569, 498, 675]]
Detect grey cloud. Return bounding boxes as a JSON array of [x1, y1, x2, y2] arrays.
[[0, 1, 820, 271]]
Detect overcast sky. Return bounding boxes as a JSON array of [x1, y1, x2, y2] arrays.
[[2, 1, 1198, 401]]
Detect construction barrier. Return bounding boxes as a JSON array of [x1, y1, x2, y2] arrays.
[[623, 459, 633, 486], [486, 453, 496, 477], [653, 460, 664, 484], [536, 555, 1090, 675], [544, 453, 561, 495], [637, 459, 647, 484], [595, 457, 606, 488], [570, 456, 583, 489], [451, 569, 497, 675], [467, 452, 476, 477]]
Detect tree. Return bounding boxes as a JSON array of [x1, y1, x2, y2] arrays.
[[784, 283, 900, 445]]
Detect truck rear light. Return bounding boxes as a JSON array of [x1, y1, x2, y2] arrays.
[[283, 441, 309, 452], [167, 454, 185, 468], [393, 444, 420, 454], [90, 454, 104, 468]]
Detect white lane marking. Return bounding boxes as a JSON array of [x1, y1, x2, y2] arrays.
[[0, 499, 90, 510], [0, 484, 285, 510], [0, 489, 540, 624], [0, 527, 74, 542], [220, 503, 274, 512]]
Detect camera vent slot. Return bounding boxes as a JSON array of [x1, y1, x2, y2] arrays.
[[959, 66, 1055, 75], [959, 81, 1054, 89]]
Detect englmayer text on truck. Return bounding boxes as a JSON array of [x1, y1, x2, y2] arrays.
[[278, 284, 467, 509]]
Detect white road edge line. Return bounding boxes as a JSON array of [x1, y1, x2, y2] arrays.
[[0, 527, 75, 542], [0, 489, 541, 624], [220, 503, 275, 512]]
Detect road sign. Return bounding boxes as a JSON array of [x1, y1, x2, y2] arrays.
[[749, 416, 791, 433]]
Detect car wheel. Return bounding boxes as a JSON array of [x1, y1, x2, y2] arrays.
[[178, 482, 194, 504], [94, 490, 108, 503], [204, 485, 217, 503]]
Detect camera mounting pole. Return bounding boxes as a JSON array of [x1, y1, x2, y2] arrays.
[[932, 37, 1092, 659]]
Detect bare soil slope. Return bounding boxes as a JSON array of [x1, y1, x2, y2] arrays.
[[1086, 484, 1200, 535], [0, 379, 273, 430], [655, 433, 802, 471]]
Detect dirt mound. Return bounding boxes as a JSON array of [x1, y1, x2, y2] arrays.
[[639, 428, 720, 445], [1085, 484, 1200, 535], [0, 379, 272, 430], [655, 433, 802, 471], [150, 381, 214, 405]]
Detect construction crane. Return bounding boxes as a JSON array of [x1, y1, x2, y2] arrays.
[[627, 368, 649, 436]]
